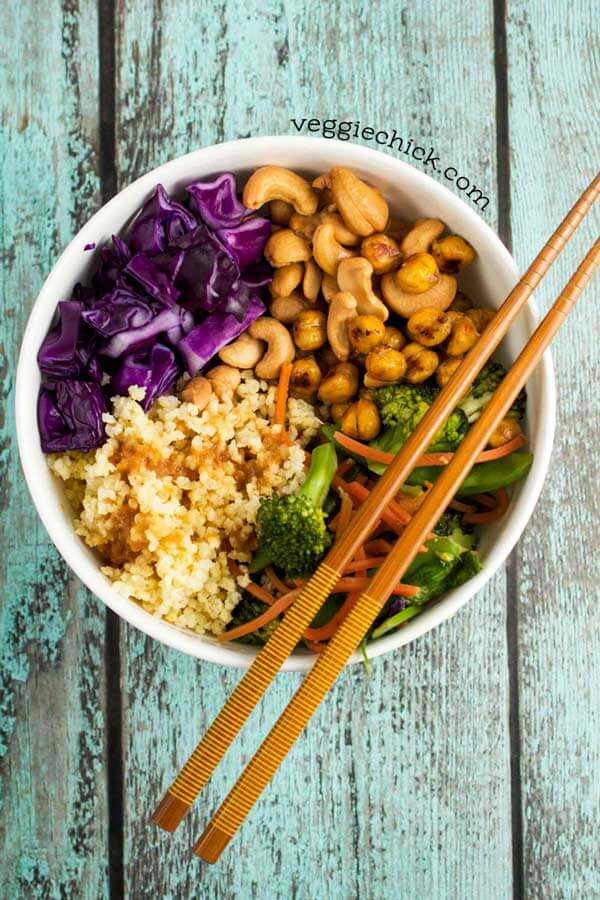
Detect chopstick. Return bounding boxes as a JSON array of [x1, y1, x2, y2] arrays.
[[194, 236, 600, 862], [152, 172, 599, 835]]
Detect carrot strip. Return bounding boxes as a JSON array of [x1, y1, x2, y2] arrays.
[[220, 586, 303, 642], [274, 362, 293, 427], [477, 435, 526, 461], [266, 565, 293, 596], [342, 556, 386, 573], [243, 581, 277, 607], [333, 430, 395, 464], [331, 489, 353, 537], [335, 458, 354, 479], [364, 539, 393, 556], [333, 477, 411, 527], [464, 488, 510, 524], [305, 640, 327, 654], [449, 498, 477, 513], [471, 493, 498, 509], [334, 430, 526, 468]]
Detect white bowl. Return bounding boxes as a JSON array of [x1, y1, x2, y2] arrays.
[[16, 136, 555, 672]]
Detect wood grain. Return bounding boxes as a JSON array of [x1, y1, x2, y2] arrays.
[[0, 2, 109, 897], [115, 1, 513, 896], [507, 2, 600, 897]]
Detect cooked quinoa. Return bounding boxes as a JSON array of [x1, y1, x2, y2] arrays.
[[49, 374, 321, 635]]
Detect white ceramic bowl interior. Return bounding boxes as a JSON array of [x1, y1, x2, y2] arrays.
[[16, 136, 555, 671]]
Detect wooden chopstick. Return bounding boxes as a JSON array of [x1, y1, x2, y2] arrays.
[[194, 236, 600, 862], [152, 173, 599, 835]]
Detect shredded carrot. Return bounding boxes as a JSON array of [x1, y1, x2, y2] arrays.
[[333, 430, 396, 464], [331, 489, 353, 536], [274, 362, 293, 427], [476, 435, 526, 461], [333, 477, 411, 529], [342, 556, 386, 573], [219, 586, 303, 642], [471, 493, 498, 509], [334, 430, 526, 468], [335, 459, 354, 479], [464, 488, 510, 524], [365, 538, 393, 555], [449, 498, 476, 513], [305, 639, 327, 653], [266, 565, 293, 596], [243, 580, 277, 607]]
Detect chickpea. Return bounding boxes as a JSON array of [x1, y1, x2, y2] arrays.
[[293, 309, 327, 351], [488, 417, 523, 449], [341, 397, 381, 441], [403, 342, 439, 383], [365, 346, 407, 383], [381, 325, 406, 351], [289, 356, 322, 399], [465, 307, 495, 332], [347, 314, 386, 354], [436, 356, 463, 387], [406, 308, 452, 347], [445, 316, 479, 356], [431, 235, 476, 273], [318, 345, 339, 373], [449, 290, 473, 312], [395, 252, 439, 294], [331, 401, 352, 424], [317, 362, 359, 404], [360, 233, 402, 274]]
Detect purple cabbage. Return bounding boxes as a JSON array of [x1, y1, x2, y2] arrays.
[[177, 295, 265, 375], [38, 381, 108, 452], [165, 308, 194, 344], [38, 301, 82, 377], [100, 306, 188, 358], [92, 236, 131, 293], [129, 185, 196, 255], [173, 225, 240, 315], [216, 217, 271, 270], [187, 173, 248, 230], [239, 261, 273, 289], [110, 343, 179, 410], [81, 287, 156, 337], [124, 253, 181, 306]]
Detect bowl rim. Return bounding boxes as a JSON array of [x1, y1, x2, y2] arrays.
[[16, 135, 555, 671]]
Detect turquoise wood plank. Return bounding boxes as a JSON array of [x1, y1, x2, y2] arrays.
[[0, 2, 109, 897], [115, 2, 514, 897], [506, 3, 600, 897]]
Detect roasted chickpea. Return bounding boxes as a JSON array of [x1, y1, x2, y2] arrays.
[[406, 308, 452, 347], [488, 417, 523, 448], [365, 346, 407, 383], [331, 401, 352, 424], [449, 290, 473, 312], [381, 325, 406, 351], [289, 356, 322, 398], [347, 314, 386, 354], [395, 252, 439, 294], [445, 316, 479, 356], [360, 233, 402, 274], [318, 345, 339, 373], [436, 356, 463, 387], [293, 309, 327, 351], [317, 362, 360, 404], [431, 235, 476, 273], [341, 397, 381, 441], [465, 307, 495, 332], [403, 342, 439, 383]]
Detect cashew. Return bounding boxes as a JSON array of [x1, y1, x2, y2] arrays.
[[269, 199, 294, 225], [181, 376, 212, 410], [320, 210, 361, 246], [400, 218, 445, 257], [269, 261, 304, 297], [312, 174, 331, 189], [218, 333, 265, 369], [289, 212, 321, 241], [249, 317, 295, 379], [270, 291, 311, 324], [381, 271, 457, 317], [336, 257, 389, 321], [326, 291, 358, 361], [321, 273, 339, 303], [330, 167, 389, 236], [243, 166, 318, 215], [303, 258, 322, 302], [265, 229, 312, 267], [312, 223, 356, 276], [207, 365, 241, 399]]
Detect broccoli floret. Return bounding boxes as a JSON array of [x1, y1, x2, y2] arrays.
[[459, 361, 526, 423], [251, 442, 338, 578], [374, 383, 468, 452], [226, 596, 280, 645], [444, 550, 483, 590], [433, 511, 477, 550]]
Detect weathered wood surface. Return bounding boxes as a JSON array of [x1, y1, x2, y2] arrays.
[[0, 1, 109, 898], [0, 0, 598, 898]]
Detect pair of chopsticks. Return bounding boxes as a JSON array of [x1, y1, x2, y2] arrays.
[[154, 173, 600, 862]]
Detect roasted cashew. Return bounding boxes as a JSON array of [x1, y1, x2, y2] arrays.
[[218, 333, 265, 369], [336, 257, 389, 321], [400, 218, 445, 257], [270, 261, 304, 297], [181, 376, 212, 410], [381, 271, 457, 317], [207, 365, 242, 399], [269, 291, 311, 324], [265, 229, 312, 267], [269, 199, 294, 225], [289, 211, 321, 241], [321, 273, 338, 303], [243, 166, 318, 215], [326, 291, 358, 361], [249, 317, 295, 379], [303, 258, 322, 302], [320, 210, 361, 246], [330, 167, 389, 236], [312, 223, 356, 276], [312, 174, 331, 189]]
